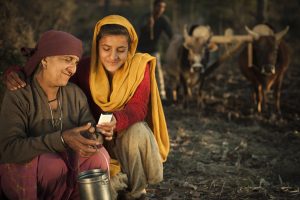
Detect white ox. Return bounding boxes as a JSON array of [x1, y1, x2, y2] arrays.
[[164, 25, 218, 108]]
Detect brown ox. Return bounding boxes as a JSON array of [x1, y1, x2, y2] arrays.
[[238, 24, 290, 114]]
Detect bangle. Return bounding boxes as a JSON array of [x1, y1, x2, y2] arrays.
[[60, 132, 68, 148]]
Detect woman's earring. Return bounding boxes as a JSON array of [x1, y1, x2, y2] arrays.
[[41, 59, 47, 69]]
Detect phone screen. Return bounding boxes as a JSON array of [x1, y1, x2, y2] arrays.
[[98, 113, 113, 124]]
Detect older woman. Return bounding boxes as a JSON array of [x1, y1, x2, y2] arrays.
[[0, 30, 109, 200], [3, 15, 170, 200]]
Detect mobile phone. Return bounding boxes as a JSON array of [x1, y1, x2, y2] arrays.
[[98, 113, 113, 124]]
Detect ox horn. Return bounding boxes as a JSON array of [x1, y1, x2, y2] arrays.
[[275, 26, 289, 41], [183, 24, 192, 48], [183, 24, 190, 39], [245, 26, 260, 40]]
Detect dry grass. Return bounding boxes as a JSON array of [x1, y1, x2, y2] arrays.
[[146, 56, 300, 199]]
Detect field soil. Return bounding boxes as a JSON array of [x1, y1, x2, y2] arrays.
[[147, 57, 300, 200]]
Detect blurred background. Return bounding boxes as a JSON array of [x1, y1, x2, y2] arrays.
[[1, 1, 300, 198], [1, 0, 299, 103]]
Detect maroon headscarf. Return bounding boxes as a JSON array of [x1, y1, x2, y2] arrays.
[[23, 30, 83, 76]]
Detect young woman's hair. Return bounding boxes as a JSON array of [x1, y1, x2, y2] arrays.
[[96, 24, 131, 65]]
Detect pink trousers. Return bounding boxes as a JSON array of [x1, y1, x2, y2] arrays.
[[0, 147, 109, 200]]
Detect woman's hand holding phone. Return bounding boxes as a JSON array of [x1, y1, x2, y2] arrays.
[[96, 113, 116, 141]]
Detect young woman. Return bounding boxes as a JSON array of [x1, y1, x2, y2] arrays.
[[3, 15, 170, 199], [0, 30, 109, 200]]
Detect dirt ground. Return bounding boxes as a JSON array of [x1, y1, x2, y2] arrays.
[[146, 57, 300, 199]]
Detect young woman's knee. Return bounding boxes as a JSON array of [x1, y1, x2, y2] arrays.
[[126, 122, 152, 141]]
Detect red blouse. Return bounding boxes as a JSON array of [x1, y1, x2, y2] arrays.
[[70, 57, 150, 132]]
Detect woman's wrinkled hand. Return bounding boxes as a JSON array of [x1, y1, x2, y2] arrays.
[[61, 122, 100, 157]]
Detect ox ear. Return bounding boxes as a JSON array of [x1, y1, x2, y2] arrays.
[[245, 26, 259, 40], [208, 42, 218, 52], [275, 26, 289, 41], [205, 25, 212, 33]]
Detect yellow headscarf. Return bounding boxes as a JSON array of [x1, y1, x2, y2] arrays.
[[89, 15, 170, 165]]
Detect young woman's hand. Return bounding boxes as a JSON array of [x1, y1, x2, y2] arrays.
[[96, 115, 117, 141], [4, 71, 26, 91]]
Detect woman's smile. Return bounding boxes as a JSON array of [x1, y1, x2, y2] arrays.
[[99, 35, 129, 75]]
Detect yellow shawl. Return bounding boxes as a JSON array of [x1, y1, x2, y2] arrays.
[[89, 15, 170, 174]]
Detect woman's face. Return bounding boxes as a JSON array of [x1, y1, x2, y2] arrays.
[[98, 34, 129, 75], [154, 2, 166, 17], [42, 55, 79, 86]]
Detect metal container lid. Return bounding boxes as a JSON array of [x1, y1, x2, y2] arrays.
[[77, 169, 109, 183]]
